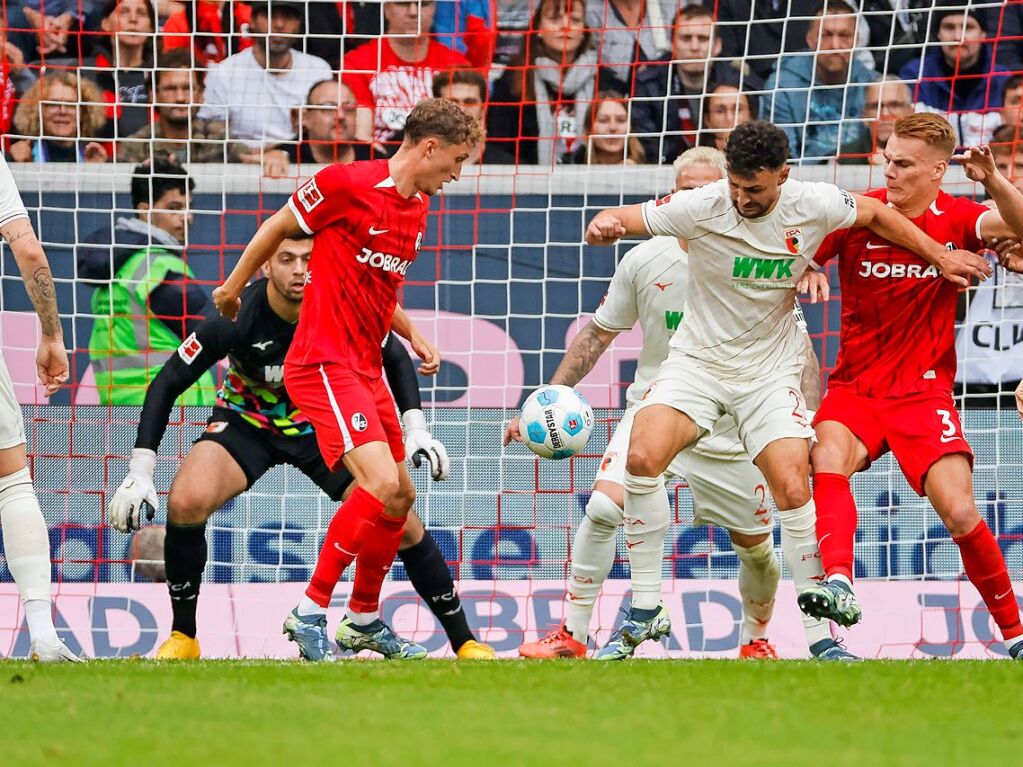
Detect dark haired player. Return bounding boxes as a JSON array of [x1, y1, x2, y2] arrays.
[[110, 236, 494, 660], [583, 119, 991, 659], [213, 98, 483, 660]]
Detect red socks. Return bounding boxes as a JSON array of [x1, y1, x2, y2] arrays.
[[954, 520, 1023, 641], [349, 513, 407, 614], [813, 472, 858, 581], [305, 487, 384, 608]]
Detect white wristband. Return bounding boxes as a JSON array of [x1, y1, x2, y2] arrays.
[[129, 447, 156, 475], [401, 408, 428, 433]]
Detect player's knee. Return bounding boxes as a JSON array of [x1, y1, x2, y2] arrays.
[[362, 472, 402, 506], [166, 487, 215, 525], [392, 481, 416, 514], [625, 444, 665, 478], [939, 502, 981, 538], [810, 437, 859, 476], [586, 490, 624, 530], [770, 477, 811, 511]]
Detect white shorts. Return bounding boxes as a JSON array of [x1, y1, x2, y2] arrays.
[[0, 352, 25, 449], [595, 408, 774, 536], [638, 351, 813, 461]]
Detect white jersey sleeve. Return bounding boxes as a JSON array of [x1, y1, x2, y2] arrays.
[[593, 250, 640, 332], [0, 155, 29, 229], [639, 186, 705, 240], [808, 181, 858, 233]]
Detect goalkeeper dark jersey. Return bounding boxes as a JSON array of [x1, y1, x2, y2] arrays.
[[135, 278, 421, 451]]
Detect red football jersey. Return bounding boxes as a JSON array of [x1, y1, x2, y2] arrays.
[[814, 188, 989, 398], [286, 159, 428, 373], [342, 38, 470, 142]]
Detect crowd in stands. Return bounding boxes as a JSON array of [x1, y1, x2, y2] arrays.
[[1, 0, 1023, 173]]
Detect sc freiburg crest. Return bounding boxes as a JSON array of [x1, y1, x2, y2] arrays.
[[784, 228, 803, 255]]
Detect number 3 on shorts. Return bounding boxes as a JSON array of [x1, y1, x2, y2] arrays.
[[936, 409, 959, 443]]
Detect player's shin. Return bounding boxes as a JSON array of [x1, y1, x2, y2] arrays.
[[778, 501, 833, 646], [163, 520, 208, 639], [813, 473, 857, 583], [0, 468, 57, 645], [303, 486, 384, 612], [565, 491, 622, 643], [623, 471, 669, 611], [399, 530, 474, 652], [734, 538, 779, 644], [953, 520, 1023, 652], [349, 512, 406, 624]]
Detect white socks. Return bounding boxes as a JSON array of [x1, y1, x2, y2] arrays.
[[0, 467, 58, 645], [623, 471, 670, 611], [734, 538, 780, 644], [296, 595, 327, 618], [777, 500, 832, 647], [565, 491, 623, 643], [346, 610, 379, 626]]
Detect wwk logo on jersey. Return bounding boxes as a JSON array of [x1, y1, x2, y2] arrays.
[[732, 255, 795, 285], [296, 179, 324, 213], [784, 228, 803, 255], [177, 332, 203, 364]]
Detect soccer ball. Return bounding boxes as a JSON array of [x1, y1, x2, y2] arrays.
[[519, 385, 594, 459]]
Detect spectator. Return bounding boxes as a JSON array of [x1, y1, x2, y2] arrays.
[[1001, 74, 1023, 140], [433, 0, 497, 70], [899, 4, 1009, 146], [89, 0, 157, 139], [564, 90, 645, 164], [8, 71, 109, 162], [990, 125, 1023, 193], [717, 0, 818, 81], [488, 0, 612, 165], [858, 0, 935, 76], [282, 79, 372, 165], [9, 0, 100, 63], [433, 68, 514, 165], [161, 0, 253, 68], [588, 0, 677, 83], [196, 0, 331, 148], [78, 158, 215, 406], [697, 81, 756, 151], [116, 47, 247, 164], [764, 0, 875, 163], [343, 0, 470, 147], [630, 4, 761, 164], [838, 75, 913, 164]]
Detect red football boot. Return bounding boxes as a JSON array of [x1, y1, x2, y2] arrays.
[[518, 626, 587, 659], [739, 638, 779, 659]]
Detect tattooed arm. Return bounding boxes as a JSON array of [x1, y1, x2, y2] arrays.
[[0, 217, 67, 395], [503, 320, 619, 445]]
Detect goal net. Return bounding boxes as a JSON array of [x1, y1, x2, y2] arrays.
[[0, 0, 1021, 659]]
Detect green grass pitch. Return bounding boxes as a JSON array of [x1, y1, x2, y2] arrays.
[[1, 660, 1020, 766]]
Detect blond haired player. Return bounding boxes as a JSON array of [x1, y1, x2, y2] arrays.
[[583, 120, 991, 660], [511, 148, 839, 660], [0, 154, 79, 661]]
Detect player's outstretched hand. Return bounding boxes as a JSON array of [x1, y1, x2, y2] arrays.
[[213, 284, 242, 320], [35, 336, 68, 397], [936, 248, 992, 288], [503, 417, 523, 446], [411, 332, 440, 376], [796, 267, 830, 303], [585, 212, 627, 245], [109, 448, 159, 533], [402, 409, 450, 480], [992, 237, 1023, 274], [952, 145, 998, 184]]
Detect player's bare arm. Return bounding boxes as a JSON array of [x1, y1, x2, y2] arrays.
[[503, 320, 618, 446], [585, 205, 650, 245], [955, 145, 1023, 257], [0, 217, 67, 396], [214, 206, 304, 320], [853, 193, 992, 287], [391, 304, 440, 376]]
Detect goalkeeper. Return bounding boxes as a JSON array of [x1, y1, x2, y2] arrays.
[[108, 235, 493, 660]]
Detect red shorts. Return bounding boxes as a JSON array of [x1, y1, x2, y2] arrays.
[[813, 387, 973, 496], [284, 361, 405, 471]]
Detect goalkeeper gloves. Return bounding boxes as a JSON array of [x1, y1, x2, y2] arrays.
[[402, 409, 450, 481], [109, 448, 159, 532]]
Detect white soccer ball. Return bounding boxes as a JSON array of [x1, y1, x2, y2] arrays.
[[519, 385, 594, 459]]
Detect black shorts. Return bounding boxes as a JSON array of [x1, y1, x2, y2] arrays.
[[195, 407, 353, 501]]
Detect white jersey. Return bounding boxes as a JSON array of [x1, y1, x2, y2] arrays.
[[593, 237, 688, 408], [641, 178, 857, 380], [0, 154, 29, 229]]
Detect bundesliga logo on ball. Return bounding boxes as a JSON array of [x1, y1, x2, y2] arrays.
[[519, 385, 594, 459]]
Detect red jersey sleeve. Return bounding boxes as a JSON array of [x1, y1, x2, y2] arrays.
[[288, 164, 353, 235], [812, 228, 846, 269], [952, 197, 989, 252]]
